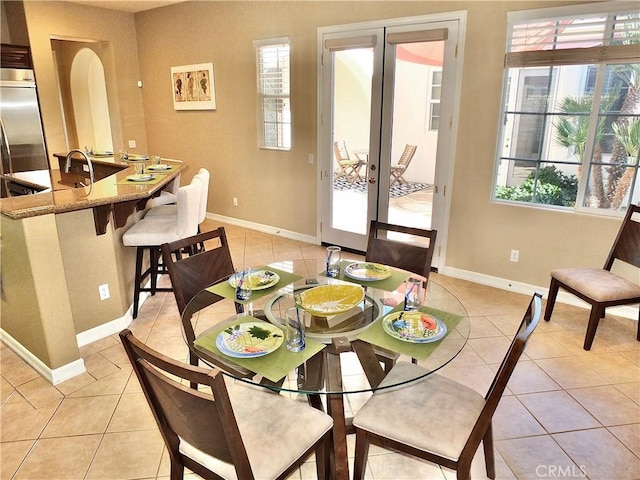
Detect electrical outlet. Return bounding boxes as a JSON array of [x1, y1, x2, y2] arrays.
[[308, 153, 314, 164], [128, 140, 136, 148], [98, 284, 110, 300], [510, 249, 519, 263], [232, 197, 238, 207]]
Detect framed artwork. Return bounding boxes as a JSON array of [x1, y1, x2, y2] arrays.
[[171, 62, 216, 110]]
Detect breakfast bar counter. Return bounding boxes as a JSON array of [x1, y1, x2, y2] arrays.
[[0, 156, 187, 385]]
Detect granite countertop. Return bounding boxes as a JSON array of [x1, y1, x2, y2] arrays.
[[0, 157, 186, 220]]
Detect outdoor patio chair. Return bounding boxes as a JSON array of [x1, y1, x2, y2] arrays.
[[352, 293, 542, 480], [544, 203, 640, 350], [389, 144, 417, 186], [119, 329, 332, 480], [334, 140, 362, 184]]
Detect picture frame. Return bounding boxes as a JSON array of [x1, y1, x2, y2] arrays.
[[171, 62, 216, 110]]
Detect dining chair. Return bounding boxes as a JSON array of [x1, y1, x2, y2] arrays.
[[160, 227, 251, 383], [334, 140, 362, 184], [119, 329, 333, 480], [352, 292, 542, 480], [366, 219, 437, 285], [544, 203, 640, 350], [389, 144, 417, 187]]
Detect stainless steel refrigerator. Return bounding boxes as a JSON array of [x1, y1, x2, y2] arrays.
[[0, 67, 51, 195]]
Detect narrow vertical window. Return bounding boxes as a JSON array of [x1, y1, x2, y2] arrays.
[[429, 69, 442, 130], [254, 38, 291, 150]]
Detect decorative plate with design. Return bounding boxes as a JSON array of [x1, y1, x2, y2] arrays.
[[344, 262, 393, 281], [228, 270, 280, 290], [382, 311, 447, 343], [216, 322, 283, 358]]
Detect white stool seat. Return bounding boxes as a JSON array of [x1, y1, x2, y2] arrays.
[[145, 168, 209, 224], [122, 177, 201, 318], [145, 173, 181, 209]]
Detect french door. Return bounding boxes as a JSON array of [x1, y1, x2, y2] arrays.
[[318, 14, 463, 269]]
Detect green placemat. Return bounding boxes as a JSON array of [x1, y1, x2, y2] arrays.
[[116, 174, 166, 185], [318, 260, 409, 292], [206, 266, 303, 305], [356, 305, 464, 361], [194, 316, 325, 383]]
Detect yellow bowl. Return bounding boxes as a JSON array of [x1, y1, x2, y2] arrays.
[[298, 284, 365, 316]]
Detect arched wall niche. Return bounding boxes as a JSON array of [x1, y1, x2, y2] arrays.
[[50, 38, 122, 153]]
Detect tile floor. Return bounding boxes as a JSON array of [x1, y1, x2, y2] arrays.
[[1, 220, 639, 480]]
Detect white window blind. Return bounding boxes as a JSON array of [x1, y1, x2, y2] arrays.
[[506, 9, 639, 67], [255, 38, 291, 150]]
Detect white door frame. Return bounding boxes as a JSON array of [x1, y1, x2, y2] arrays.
[[317, 11, 466, 271]]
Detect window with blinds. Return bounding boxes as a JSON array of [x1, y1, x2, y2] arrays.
[[493, 3, 640, 214], [255, 38, 291, 150]]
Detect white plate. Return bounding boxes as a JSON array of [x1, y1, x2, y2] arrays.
[[146, 164, 171, 171], [127, 154, 149, 161], [91, 151, 113, 157], [382, 311, 447, 343], [126, 174, 153, 182], [216, 322, 283, 358], [344, 262, 393, 281], [228, 270, 280, 290]]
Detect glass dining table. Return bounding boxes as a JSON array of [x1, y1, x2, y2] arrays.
[[181, 260, 470, 480]]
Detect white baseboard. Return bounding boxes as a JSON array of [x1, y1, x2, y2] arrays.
[[0, 329, 86, 385], [206, 213, 319, 245], [440, 266, 639, 320]]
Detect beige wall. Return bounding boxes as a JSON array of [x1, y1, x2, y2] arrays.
[[21, 0, 634, 292], [22, 1, 148, 167]]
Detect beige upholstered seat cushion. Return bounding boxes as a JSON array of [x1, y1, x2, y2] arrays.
[[179, 378, 332, 479], [551, 268, 640, 302], [353, 362, 485, 462]]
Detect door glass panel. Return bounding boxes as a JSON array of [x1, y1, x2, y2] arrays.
[[331, 48, 373, 235], [386, 40, 444, 230]]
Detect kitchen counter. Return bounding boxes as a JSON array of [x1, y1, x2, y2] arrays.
[[0, 154, 187, 385], [1, 155, 185, 235]]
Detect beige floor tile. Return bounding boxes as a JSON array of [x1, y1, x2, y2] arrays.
[[107, 392, 157, 432], [586, 352, 640, 384], [0, 439, 35, 479], [621, 349, 640, 366], [0, 374, 17, 404], [567, 385, 640, 426], [517, 390, 600, 433], [67, 368, 131, 398], [14, 434, 101, 480], [0, 396, 60, 442], [83, 351, 124, 380], [55, 371, 101, 396], [524, 331, 575, 359], [608, 424, 640, 458], [438, 363, 496, 395], [365, 451, 445, 479], [86, 429, 165, 480], [1, 350, 41, 387], [493, 396, 545, 440], [41, 395, 120, 438], [468, 336, 511, 364], [615, 381, 640, 404], [553, 428, 640, 480], [496, 435, 581, 479], [506, 360, 560, 395], [15, 375, 64, 409], [534, 356, 608, 389]]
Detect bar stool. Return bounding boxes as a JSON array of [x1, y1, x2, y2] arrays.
[[145, 168, 209, 226], [123, 177, 201, 318]]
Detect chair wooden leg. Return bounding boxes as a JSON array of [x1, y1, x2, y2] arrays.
[[315, 433, 330, 480], [132, 247, 144, 319], [169, 460, 184, 480], [544, 279, 560, 322], [353, 429, 370, 480], [583, 305, 602, 350], [483, 423, 496, 479], [188, 350, 199, 390], [150, 247, 159, 295]]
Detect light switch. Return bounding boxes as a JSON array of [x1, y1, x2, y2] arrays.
[[128, 140, 136, 148]]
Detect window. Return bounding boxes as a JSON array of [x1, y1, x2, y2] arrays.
[[254, 38, 291, 150], [493, 4, 639, 213], [429, 69, 442, 130]]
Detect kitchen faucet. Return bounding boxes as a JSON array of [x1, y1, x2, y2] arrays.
[[64, 149, 94, 187]]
